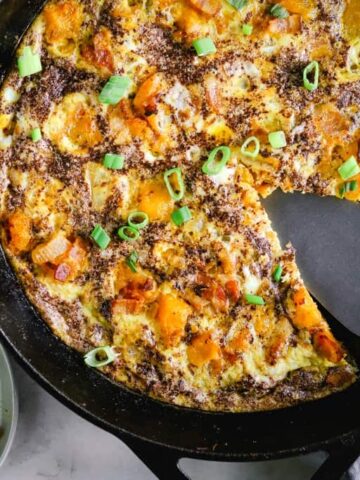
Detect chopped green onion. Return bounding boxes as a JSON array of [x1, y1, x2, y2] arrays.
[[31, 127, 42, 142], [192, 38, 216, 57], [227, 0, 248, 9], [245, 293, 265, 305], [240, 136, 260, 158], [303, 61, 319, 92], [164, 167, 185, 201], [84, 346, 117, 367], [338, 156, 360, 180], [127, 211, 149, 230], [349, 180, 358, 191], [126, 251, 138, 273], [99, 76, 131, 105], [90, 225, 111, 250], [242, 24, 253, 35], [269, 4, 289, 18], [118, 225, 140, 241], [339, 180, 358, 197], [103, 153, 124, 170], [202, 146, 231, 175], [17, 46, 42, 78], [171, 206, 192, 226], [273, 264, 282, 282], [268, 130, 287, 149]]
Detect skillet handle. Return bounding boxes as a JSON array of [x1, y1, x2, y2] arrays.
[[311, 436, 360, 480], [121, 435, 190, 480]]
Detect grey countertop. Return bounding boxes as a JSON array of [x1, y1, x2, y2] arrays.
[[2, 356, 359, 480]]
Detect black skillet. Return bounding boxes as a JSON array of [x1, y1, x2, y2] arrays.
[[0, 1, 360, 478]]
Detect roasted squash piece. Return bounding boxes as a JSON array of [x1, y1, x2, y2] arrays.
[[187, 331, 220, 367], [81, 27, 114, 73], [156, 293, 191, 347], [134, 74, 164, 117], [67, 104, 103, 149], [43, 0, 83, 44], [138, 179, 174, 222], [313, 330, 344, 363], [7, 211, 32, 254], [292, 286, 324, 331]]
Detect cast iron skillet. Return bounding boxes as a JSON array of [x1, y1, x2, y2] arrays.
[[0, 1, 359, 478]]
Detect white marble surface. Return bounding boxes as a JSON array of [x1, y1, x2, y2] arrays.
[[0, 357, 358, 480]]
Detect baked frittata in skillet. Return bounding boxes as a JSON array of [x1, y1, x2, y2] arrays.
[[0, 0, 358, 411]]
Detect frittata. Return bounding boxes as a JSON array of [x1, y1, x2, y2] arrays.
[[0, 0, 358, 411]]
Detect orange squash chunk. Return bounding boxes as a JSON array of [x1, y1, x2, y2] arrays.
[[134, 74, 164, 117], [313, 330, 344, 363], [81, 27, 114, 73], [187, 0, 221, 16], [187, 331, 220, 367], [156, 293, 191, 347], [138, 180, 174, 222], [67, 104, 102, 149], [292, 287, 324, 331], [44, 0, 83, 44], [7, 212, 31, 253]]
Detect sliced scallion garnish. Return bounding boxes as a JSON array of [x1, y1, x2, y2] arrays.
[[31, 127, 42, 142], [84, 346, 117, 367], [202, 146, 231, 175], [103, 153, 124, 170], [227, 0, 248, 10], [118, 225, 140, 241], [303, 61, 320, 92], [164, 167, 185, 201], [192, 38, 216, 57], [273, 264, 282, 282], [240, 136, 260, 158], [245, 293, 265, 305], [17, 47, 42, 78], [242, 24, 253, 35], [126, 251, 139, 273], [269, 4, 289, 18], [171, 206, 192, 226], [99, 76, 131, 105], [268, 130, 287, 149], [339, 180, 358, 198], [127, 211, 149, 230], [338, 156, 360, 180], [90, 225, 111, 250]]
